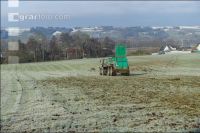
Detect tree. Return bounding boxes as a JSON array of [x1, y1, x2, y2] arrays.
[[26, 36, 42, 62], [49, 36, 60, 60]]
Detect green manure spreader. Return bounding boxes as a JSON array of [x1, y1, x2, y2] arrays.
[[100, 44, 130, 76]]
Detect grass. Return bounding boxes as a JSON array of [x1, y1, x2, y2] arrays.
[[44, 76, 200, 116], [1, 53, 200, 132]]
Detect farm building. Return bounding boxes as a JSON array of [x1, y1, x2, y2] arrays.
[[156, 45, 191, 55], [192, 44, 200, 53], [0, 52, 7, 64], [52, 31, 62, 36], [159, 45, 176, 54]]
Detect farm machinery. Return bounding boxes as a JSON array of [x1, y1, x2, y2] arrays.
[[99, 44, 130, 76]]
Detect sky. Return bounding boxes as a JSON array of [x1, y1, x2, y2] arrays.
[[1, 1, 200, 28]]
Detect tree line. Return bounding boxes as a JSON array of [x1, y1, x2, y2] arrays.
[[1, 30, 183, 64], [1, 32, 115, 63]]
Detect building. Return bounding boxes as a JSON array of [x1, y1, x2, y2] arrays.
[[159, 45, 176, 54], [0, 52, 7, 64], [192, 44, 200, 53], [52, 31, 62, 36]]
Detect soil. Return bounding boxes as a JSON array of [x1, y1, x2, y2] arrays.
[[1, 53, 200, 132]]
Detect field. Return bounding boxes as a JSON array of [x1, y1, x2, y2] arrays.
[[1, 53, 200, 132]]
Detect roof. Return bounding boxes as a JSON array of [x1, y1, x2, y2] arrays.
[[196, 44, 200, 51], [52, 31, 62, 36], [160, 45, 176, 52]]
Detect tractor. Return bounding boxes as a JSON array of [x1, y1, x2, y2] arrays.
[[99, 44, 130, 76]]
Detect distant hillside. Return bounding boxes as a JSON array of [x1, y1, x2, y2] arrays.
[[71, 26, 200, 47], [1, 26, 200, 47], [30, 27, 72, 39]]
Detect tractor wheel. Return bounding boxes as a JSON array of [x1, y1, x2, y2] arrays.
[[125, 70, 130, 76], [109, 67, 112, 76], [107, 67, 110, 76], [121, 72, 129, 76], [99, 68, 102, 75], [126, 73, 130, 76], [112, 71, 117, 76], [103, 68, 108, 75], [111, 67, 116, 76]]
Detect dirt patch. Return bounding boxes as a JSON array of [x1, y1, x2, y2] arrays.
[[2, 54, 200, 132], [43, 76, 200, 117]]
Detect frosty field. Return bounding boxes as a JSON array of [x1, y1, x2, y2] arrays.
[[1, 53, 200, 132]]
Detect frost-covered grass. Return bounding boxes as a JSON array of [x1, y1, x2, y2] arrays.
[[1, 53, 200, 132], [129, 53, 200, 76]]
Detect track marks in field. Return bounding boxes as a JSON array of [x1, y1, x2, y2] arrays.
[[1, 65, 23, 120], [1, 54, 200, 132], [1, 64, 51, 132], [46, 76, 200, 114], [40, 75, 200, 132]]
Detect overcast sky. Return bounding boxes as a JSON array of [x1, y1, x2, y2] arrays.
[[1, 1, 200, 28]]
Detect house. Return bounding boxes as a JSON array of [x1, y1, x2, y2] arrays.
[[196, 44, 200, 51], [0, 52, 7, 64], [159, 45, 176, 54], [52, 31, 62, 36], [158, 45, 191, 55], [192, 44, 200, 53]]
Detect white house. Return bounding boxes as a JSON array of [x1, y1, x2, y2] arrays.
[[196, 44, 200, 51], [52, 31, 62, 36]]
